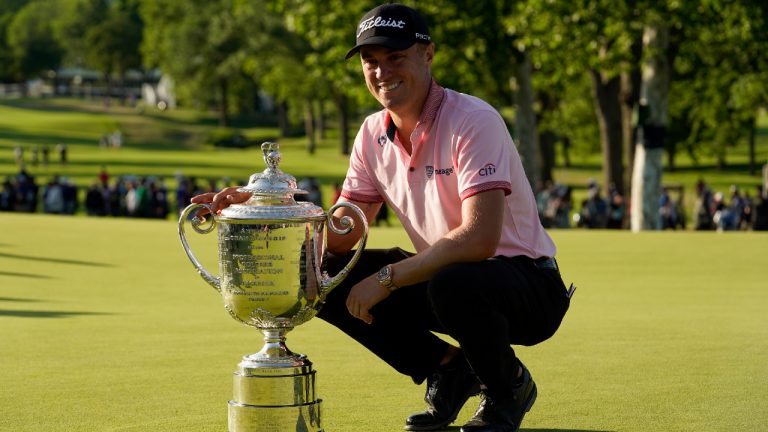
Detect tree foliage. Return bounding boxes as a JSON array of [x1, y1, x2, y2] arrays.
[[1, 0, 766, 182], [6, 0, 64, 81]]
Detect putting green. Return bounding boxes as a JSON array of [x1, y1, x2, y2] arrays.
[[0, 213, 766, 431]]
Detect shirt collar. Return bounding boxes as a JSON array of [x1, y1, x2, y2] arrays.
[[386, 79, 445, 142]]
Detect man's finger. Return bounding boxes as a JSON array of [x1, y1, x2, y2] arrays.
[[190, 192, 216, 204]]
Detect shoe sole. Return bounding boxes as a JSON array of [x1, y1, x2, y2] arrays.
[[404, 382, 482, 431]]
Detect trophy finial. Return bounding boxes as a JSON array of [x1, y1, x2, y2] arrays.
[[262, 142, 281, 170]]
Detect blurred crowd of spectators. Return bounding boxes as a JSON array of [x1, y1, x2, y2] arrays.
[[534, 178, 768, 231], [1, 167, 232, 219], [3, 163, 767, 232], [535, 179, 627, 229], [694, 180, 768, 231]]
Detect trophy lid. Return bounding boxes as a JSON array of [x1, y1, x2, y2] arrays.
[[218, 142, 326, 221]]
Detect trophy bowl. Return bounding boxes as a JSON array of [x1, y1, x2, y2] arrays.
[[178, 142, 368, 431]]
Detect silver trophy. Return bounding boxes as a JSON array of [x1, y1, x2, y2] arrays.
[[178, 142, 368, 432]]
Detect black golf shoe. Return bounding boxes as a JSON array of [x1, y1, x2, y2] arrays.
[[460, 363, 537, 432], [404, 355, 481, 431]]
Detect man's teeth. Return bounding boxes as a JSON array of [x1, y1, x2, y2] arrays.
[[382, 82, 400, 91]]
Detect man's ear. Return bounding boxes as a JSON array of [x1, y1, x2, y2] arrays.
[[424, 42, 435, 65]]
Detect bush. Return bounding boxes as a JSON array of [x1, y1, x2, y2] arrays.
[[206, 128, 249, 148]]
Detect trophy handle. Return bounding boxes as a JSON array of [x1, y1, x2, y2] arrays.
[[178, 203, 221, 292], [318, 202, 369, 298]]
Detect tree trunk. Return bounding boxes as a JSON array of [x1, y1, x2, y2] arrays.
[[334, 91, 351, 155], [514, 51, 540, 192], [665, 139, 677, 172], [631, 23, 670, 232], [277, 101, 289, 137], [590, 69, 625, 195], [716, 146, 726, 170], [219, 78, 229, 127], [317, 100, 326, 140], [621, 37, 643, 194], [562, 136, 572, 168], [304, 99, 316, 154], [748, 115, 756, 175], [539, 130, 557, 183]]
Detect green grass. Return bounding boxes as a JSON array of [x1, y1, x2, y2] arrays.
[[1, 213, 766, 431]]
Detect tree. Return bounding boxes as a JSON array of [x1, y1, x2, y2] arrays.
[[141, 0, 260, 126], [669, 1, 768, 172], [630, 21, 670, 231], [6, 0, 64, 84], [0, 0, 31, 82], [421, 0, 541, 188], [276, 0, 371, 155]]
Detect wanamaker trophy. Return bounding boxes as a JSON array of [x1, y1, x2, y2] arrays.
[[178, 142, 369, 431]]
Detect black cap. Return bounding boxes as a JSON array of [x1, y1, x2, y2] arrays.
[[345, 3, 431, 60]]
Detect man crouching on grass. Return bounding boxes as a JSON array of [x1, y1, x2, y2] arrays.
[[194, 3, 573, 431]]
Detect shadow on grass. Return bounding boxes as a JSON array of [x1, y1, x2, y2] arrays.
[[0, 297, 41, 302], [0, 270, 53, 279], [521, 429, 615, 432], [0, 309, 112, 318], [0, 252, 113, 267], [442, 429, 613, 432], [0, 128, 91, 147], [0, 99, 88, 113]]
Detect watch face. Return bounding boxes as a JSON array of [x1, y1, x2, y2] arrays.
[[377, 265, 391, 282]]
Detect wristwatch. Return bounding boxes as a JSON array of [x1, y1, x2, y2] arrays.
[[376, 264, 398, 291]]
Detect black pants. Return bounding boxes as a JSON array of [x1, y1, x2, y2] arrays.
[[317, 247, 570, 399]]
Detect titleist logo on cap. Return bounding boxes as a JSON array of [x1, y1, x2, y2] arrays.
[[357, 16, 407, 38]]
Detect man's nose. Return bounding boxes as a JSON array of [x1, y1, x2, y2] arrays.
[[376, 63, 391, 80]]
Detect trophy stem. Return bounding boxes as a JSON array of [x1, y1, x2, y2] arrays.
[[239, 328, 307, 368], [258, 328, 294, 360]]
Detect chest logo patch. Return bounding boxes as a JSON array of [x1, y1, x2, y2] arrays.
[[426, 165, 453, 179], [377, 135, 387, 147]]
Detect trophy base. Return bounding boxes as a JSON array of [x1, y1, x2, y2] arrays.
[[228, 400, 323, 432], [228, 353, 323, 432]]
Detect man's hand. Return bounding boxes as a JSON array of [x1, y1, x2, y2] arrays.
[[345, 275, 391, 325], [190, 186, 251, 216]]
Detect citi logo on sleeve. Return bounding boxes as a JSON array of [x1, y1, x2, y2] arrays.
[[479, 163, 496, 176]]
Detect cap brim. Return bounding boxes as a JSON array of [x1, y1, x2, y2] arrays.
[[344, 36, 416, 60]]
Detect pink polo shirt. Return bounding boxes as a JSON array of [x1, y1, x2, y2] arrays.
[[341, 80, 556, 259]]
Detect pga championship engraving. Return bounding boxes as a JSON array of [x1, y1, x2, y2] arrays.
[[179, 142, 368, 432]]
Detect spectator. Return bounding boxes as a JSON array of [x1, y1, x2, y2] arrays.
[[694, 179, 715, 230], [85, 182, 106, 216], [606, 185, 626, 229], [41, 145, 50, 167], [56, 143, 68, 165], [99, 166, 109, 187], [43, 176, 65, 214], [577, 181, 608, 228], [14, 145, 24, 166], [1, 176, 16, 211], [753, 185, 768, 231]]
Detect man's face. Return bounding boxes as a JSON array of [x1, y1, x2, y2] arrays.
[[359, 43, 434, 115]]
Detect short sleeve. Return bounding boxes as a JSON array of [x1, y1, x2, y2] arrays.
[[454, 110, 514, 200]]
